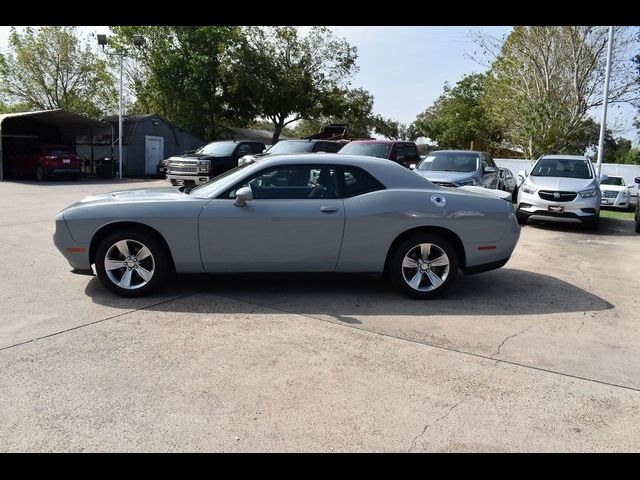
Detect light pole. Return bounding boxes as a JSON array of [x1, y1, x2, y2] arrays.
[[596, 26, 614, 178], [97, 33, 145, 179]]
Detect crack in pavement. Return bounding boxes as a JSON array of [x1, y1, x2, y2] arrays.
[[577, 320, 585, 334], [493, 324, 534, 357]]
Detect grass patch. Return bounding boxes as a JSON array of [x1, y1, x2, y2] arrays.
[[600, 208, 635, 221]]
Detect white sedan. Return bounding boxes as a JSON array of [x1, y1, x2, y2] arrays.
[[600, 176, 633, 210]]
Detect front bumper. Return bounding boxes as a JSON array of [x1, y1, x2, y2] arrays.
[[53, 212, 92, 270], [166, 174, 211, 186], [517, 189, 599, 223], [600, 193, 629, 209]]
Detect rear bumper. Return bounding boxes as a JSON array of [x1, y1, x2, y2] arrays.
[[462, 257, 510, 275]]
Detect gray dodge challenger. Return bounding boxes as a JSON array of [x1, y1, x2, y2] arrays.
[[53, 154, 520, 299]]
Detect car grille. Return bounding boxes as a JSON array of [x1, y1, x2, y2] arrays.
[[602, 190, 618, 199], [538, 191, 577, 202], [432, 181, 456, 187], [168, 162, 197, 174]]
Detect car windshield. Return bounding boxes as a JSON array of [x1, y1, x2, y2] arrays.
[[421, 153, 479, 172], [197, 142, 236, 156], [531, 158, 593, 179], [600, 176, 625, 186], [339, 143, 390, 158], [265, 141, 314, 154], [188, 161, 255, 197]]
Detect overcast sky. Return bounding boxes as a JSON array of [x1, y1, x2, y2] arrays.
[[1, 25, 637, 142]]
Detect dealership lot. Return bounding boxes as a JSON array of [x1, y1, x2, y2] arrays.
[[1, 179, 639, 452]]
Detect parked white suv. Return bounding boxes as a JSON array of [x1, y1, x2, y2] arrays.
[[516, 154, 603, 230]]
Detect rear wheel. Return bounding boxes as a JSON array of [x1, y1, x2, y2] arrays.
[[95, 229, 170, 297], [389, 233, 459, 299], [516, 211, 528, 225]]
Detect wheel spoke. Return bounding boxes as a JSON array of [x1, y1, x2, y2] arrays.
[[420, 243, 431, 260], [426, 270, 443, 288], [136, 246, 152, 261], [119, 269, 133, 288], [429, 254, 449, 267], [408, 271, 423, 289], [402, 257, 418, 268], [135, 266, 153, 282], [105, 259, 126, 271], [115, 240, 131, 258]]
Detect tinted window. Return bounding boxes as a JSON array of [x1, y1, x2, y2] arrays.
[[423, 152, 479, 173], [251, 143, 265, 154], [483, 153, 496, 168], [601, 177, 625, 186], [339, 143, 390, 159], [531, 158, 592, 179], [228, 165, 338, 199], [236, 143, 252, 157], [340, 166, 385, 198], [265, 141, 314, 154], [390, 145, 405, 162], [404, 145, 420, 162]]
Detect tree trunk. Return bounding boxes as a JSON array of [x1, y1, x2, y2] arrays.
[[271, 122, 284, 145]]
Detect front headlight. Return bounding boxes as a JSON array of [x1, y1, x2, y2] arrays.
[[197, 160, 210, 173], [456, 179, 477, 186], [620, 191, 629, 198], [521, 183, 537, 194], [579, 188, 597, 198]]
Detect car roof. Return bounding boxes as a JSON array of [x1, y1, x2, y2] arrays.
[[252, 153, 432, 189], [347, 139, 413, 145], [539, 154, 589, 160], [428, 150, 485, 155], [277, 139, 341, 144]]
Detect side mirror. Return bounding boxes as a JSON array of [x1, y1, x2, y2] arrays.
[[635, 177, 640, 184], [599, 174, 609, 183], [409, 164, 416, 170], [518, 170, 527, 178], [484, 166, 497, 174], [234, 186, 253, 207]]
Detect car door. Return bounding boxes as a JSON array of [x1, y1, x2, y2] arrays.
[[198, 164, 345, 272]]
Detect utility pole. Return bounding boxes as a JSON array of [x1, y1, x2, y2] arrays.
[[596, 26, 614, 178]]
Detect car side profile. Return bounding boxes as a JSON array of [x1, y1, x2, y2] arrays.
[[53, 154, 520, 299], [412, 150, 500, 189], [337, 140, 422, 168], [8, 143, 82, 180]]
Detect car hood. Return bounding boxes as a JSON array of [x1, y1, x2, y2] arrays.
[[414, 170, 476, 183], [457, 185, 512, 200], [64, 187, 188, 210], [168, 153, 232, 162], [526, 176, 596, 191]]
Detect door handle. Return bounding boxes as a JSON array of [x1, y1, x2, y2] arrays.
[[320, 206, 339, 213]]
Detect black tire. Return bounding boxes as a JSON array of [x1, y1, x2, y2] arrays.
[[635, 209, 640, 233], [95, 228, 171, 297], [36, 166, 45, 181], [389, 233, 459, 299], [583, 215, 599, 231]]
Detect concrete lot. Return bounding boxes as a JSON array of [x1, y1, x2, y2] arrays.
[[1, 178, 639, 452]]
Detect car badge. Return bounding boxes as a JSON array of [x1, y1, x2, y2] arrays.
[[553, 192, 561, 199]]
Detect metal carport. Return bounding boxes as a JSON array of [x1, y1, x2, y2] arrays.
[[0, 109, 110, 181]]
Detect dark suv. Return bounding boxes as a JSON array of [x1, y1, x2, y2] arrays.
[[337, 140, 421, 168]]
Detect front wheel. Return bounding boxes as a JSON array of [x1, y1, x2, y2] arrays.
[[95, 229, 170, 297], [389, 233, 459, 299]]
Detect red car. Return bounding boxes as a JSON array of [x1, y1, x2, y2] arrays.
[[337, 140, 421, 168], [19, 144, 82, 180]]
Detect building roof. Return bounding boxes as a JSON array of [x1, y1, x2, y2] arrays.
[[0, 109, 107, 129], [101, 114, 156, 123]]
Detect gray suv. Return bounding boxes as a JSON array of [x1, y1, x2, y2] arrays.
[[412, 150, 500, 189]]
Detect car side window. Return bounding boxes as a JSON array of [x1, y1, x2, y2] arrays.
[[251, 143, 265, 154], [226, 165, 338, 200], [390, 145, 405, 162], [312, 142, 326, 152], [404, 145, 420, 163], [236, 143, 251, 157], [340, 166, 385, 198]]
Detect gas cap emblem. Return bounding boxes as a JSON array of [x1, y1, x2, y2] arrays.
[[430, 193, 446, 207]]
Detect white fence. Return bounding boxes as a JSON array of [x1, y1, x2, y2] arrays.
[[495, 158, 640, 199]]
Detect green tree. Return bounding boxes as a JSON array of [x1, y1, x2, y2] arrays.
[[410, 73, 502, 149], [229, 26, 358, 144], [372, 116, 408, 140], [474, 26, 640, 158], [0, 26, 117, 117], [290, 88, 377, 139], [111, 26, 256, 140]]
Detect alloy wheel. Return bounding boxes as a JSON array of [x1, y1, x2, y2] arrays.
[[104, 239, 155, 290], [401, 243, 450, 292]]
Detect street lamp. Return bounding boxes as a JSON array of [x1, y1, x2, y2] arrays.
[[97, 33, 145, 179]]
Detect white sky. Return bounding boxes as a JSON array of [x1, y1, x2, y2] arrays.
[[1, 25, 637, 143]]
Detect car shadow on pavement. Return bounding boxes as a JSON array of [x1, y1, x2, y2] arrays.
[[84, 267, 614, 319], [526, 216, 637, 237]]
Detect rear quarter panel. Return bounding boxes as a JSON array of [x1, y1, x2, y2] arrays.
[[337, 188, 515, 272]]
